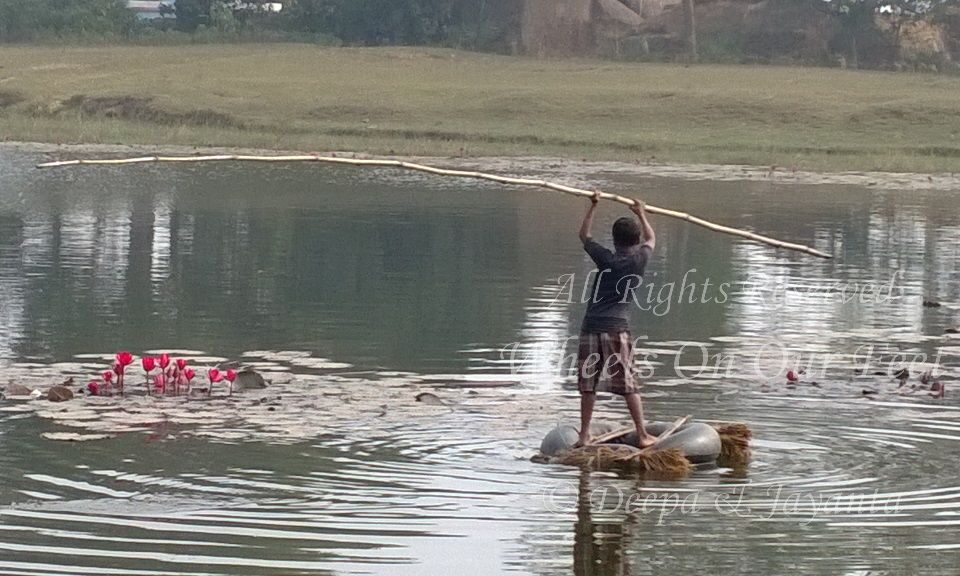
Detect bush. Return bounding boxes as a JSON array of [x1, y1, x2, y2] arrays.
[[0, 0, 513, 52], [699, 31, 747, 64], [0, 0, 136, 42]]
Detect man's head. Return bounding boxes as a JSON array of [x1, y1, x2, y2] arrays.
[[612, 217, 642, 248]]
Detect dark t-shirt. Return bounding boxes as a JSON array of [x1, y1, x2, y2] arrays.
[[581, 239, 652, 333]]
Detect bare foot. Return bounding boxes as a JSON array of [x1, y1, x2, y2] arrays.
[[638, 434, 659, 449], [573, 435, 591, 449]]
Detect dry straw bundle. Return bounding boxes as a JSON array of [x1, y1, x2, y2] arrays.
[[549, 443, 694, 476], [35, 153, 832, 259], [714, 423, 753, 466]]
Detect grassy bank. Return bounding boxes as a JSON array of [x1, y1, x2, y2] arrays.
[[2, 44, 960, 172]]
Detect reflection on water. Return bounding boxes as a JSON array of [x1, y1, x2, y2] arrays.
[[0, 149, 959, 574]]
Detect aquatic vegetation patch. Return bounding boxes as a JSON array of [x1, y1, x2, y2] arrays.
[[82, 351, 238, 398], [0, 351, 455, 445]]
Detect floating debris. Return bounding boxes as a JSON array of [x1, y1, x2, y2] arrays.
[[930, 381, 947, 399], [895, 368, 910, 384]]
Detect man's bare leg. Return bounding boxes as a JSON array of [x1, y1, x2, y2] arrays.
[[625, 393, 658, 448], [577, 392, 596, 446]]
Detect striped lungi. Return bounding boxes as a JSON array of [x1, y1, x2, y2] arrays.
[[576, 331, 638, 395]]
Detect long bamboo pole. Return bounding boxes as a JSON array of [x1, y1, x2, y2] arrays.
[[35, 154, 832, 259]]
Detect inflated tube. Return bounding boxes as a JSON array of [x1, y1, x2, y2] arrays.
[[539, 420, 722, 464]]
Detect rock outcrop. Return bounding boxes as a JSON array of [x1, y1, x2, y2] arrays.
[[2, 383, 34, 398], [47, 386, 74, 402]]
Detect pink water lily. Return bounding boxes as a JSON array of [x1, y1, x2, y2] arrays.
[[115, 351, 134, 367], [86, 353, 247, 399], [207, 368, 222, 397], [112, 362, 124, 394], [182, 367, 196, 395], [112, 352, 134, 395], [225, 369, 237, 396], [153, 373, 166, 394]]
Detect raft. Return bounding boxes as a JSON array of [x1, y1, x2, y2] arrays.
[[537, 419, 750, 474]]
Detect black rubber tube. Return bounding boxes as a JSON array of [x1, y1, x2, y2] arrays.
[[540, 420, 722, 464]]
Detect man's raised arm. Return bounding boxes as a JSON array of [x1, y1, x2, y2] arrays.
[[579, 192, 601, 243], [631, 200, 656, 251]]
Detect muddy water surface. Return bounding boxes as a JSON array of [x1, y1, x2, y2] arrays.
[[0, 149, 958, 574]]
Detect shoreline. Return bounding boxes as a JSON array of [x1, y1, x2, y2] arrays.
[[8, 140, 960, 192], [6, 45, 960, 177]]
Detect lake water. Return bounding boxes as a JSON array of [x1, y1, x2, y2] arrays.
[[0, 148, 958, 575]]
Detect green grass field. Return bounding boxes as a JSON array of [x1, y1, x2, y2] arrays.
[[3, 44, 960, 172]]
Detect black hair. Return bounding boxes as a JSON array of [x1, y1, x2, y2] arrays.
[[612, 217, 642, 248]]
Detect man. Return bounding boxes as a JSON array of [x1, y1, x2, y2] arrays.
[[575, 193, 656, 448]]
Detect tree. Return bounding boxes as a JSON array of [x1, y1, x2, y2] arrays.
[[0, 0, 134, 41], [811, 0, 889, 67], [682, 0, 698, 62], [210, 1, 238, 33], [884, 1, 953, 50], [811, 1, 949, 66], [282, 0, 456, 45], [176, 0, 213, 32], [812, 0, 951, 68], [283, 0, 337, 34]]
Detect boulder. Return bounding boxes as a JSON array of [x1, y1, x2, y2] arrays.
[[47, 386, 75, 402], [415, 392, 446, 406], [234, 370, 267, 390], [896, 20, 952, 67], [3, 383, 34, 397], [597, 0, 644, 28]]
